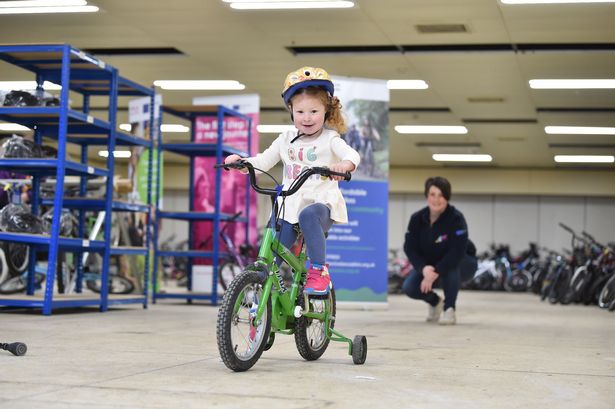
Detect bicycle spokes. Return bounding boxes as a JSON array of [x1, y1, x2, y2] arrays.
[[231, 283, 265, 359]]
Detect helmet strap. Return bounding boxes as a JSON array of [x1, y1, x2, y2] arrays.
[[291, 128, 322, 144]]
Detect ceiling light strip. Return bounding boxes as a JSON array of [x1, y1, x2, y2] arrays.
[[229, 1, 354, 10], [395, 125, 468, 134], [503, 0, 615, 4], [387, 80, 429, 90], [0, 0, 86, 7], [0, 5, 98, 14], [120, 123, 190, 133], [432, 154, 493, 162], [545, 126, 615, 135], [153, 80, 245, 90], [257, 125, 297, 133], [0, 81, 61, 91], [530, 79, 615, 89], [98, 150, 132, 159], [0, 123, 31, 132], [554, 155, 614, 163]]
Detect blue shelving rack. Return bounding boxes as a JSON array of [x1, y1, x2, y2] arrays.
[[0, 44, 154, 315], [152, 105, 251, 305]]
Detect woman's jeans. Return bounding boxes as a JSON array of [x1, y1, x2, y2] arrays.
[[273, 203, 333, 266], [402, 267, 460, 310]]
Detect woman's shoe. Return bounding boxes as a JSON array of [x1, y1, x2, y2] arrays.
[[439, 307, 456, 325], [426, 297, 444, 323]]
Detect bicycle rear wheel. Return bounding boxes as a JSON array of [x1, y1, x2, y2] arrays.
[[85, 275, 135, 294], [218, 260, 241, 291], [294, 287, 336, 361], [216, 271, 272, 372]]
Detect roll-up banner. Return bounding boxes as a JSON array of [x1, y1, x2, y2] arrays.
[[329, 76, 389, 306]]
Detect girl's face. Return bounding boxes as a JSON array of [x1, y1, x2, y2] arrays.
[[290, 93, 326, 136], [427, 185, 448, 215]]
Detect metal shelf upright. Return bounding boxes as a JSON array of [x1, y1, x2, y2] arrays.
[[0, 44, 154, 314], [152, 105, 251, 305]]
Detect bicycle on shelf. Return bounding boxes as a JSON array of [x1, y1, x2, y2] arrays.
[[199, 211, 257, 291], [0, 202, 133, 295], [159, 234, 189, 287], [0, 180, 37, 291], [214, 160, 367, 372]]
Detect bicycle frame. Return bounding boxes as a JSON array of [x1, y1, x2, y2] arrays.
[[223, 161, 354, 349]]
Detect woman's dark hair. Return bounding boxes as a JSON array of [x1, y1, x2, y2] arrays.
[[424, 176, 451, 201]]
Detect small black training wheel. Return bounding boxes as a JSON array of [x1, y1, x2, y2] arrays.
[[264, 332, 275, 351], [351, 335, 367, 365]]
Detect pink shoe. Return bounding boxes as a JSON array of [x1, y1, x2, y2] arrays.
[[304, 264, 331, 295]]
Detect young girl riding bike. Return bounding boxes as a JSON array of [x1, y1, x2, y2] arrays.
[[224, 66, 360, 295]]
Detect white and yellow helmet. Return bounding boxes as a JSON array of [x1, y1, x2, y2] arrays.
[[281, 66, 334, 105]]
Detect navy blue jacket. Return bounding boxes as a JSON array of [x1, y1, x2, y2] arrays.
[[403, 204, 468, 276]]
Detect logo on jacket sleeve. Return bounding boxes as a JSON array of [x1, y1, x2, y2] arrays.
[[435, 234, 448, 243]]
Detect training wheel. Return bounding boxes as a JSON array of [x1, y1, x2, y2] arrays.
[[264, 332, 275, 351], [351, 335, 367, 365]]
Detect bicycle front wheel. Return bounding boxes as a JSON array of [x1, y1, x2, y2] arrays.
[[294, 287, 336, 361], [598, 273, 615, 309], [216, 271, 272, 372]]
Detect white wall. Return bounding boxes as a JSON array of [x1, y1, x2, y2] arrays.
[[159, 189, 615, 257], [389, 193, 615, 256]]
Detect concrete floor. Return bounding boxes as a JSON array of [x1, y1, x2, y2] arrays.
[[1, 291, 613, 409]]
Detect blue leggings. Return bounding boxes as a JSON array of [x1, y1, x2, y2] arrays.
[[274, 203, 333, 265], [402, 268, 460, 310]]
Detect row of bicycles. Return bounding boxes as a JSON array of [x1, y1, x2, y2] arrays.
[[463, 224, 615, 311], [0, 179, 137, 295]]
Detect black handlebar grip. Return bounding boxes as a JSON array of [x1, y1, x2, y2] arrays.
[[1, 342, 27, 356]]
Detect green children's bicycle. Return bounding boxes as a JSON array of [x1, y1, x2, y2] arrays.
[[215, 160, 367, 372]]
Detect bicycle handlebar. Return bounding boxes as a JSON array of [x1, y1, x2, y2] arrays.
[[558, 222, 575, 235], [214, 160, 351, 197], [581, 230, 613, 253]]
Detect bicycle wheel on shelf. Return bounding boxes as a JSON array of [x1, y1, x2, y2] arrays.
[[218, 260, 241, 291], [216, 271, 272, 372], [0, 272, 45, 294], [85, 274, 135, 294], [55, 252, 74, 294], [294, 287, 336, 361], [3, 242, 29, 275]]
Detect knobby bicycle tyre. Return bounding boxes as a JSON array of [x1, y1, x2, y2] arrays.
[[216, 271, 272, 372], [85, 275, 135, 294], [294, 287, 336, 361]]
